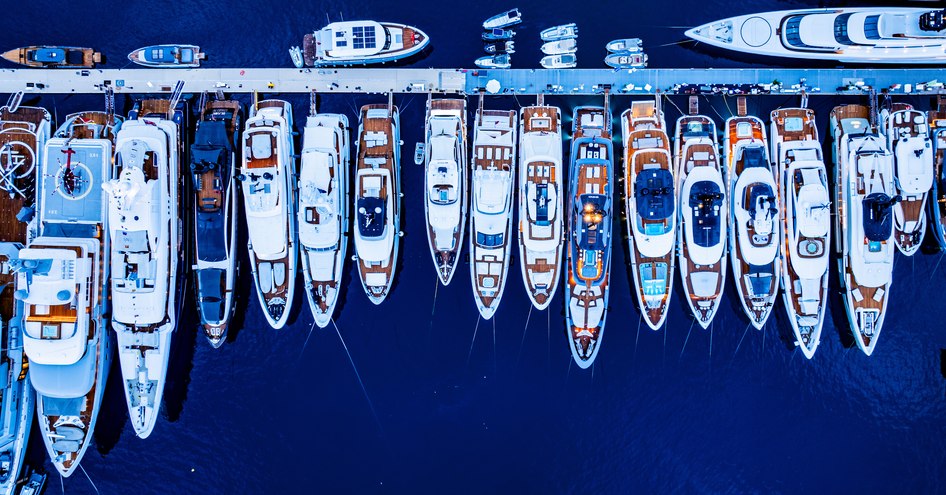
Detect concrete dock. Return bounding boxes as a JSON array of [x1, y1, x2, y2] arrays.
[[1, 67, 946, 96]]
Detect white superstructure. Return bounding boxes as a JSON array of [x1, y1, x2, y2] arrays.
[[424, 98, 467, 286]]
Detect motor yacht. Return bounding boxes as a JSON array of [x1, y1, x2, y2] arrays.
[[127, 44, 205, 68], [606, 38, 643, 53], [604, 52, 647, 69], [302, 21, 429, 66], [1, 46, 101, 68], [540, 54, 576, 69], [484, 9, 522, 30], [540, 23, 578, 41], [541, 39, 577, 55], [928, 97, 946, 249], [424, 97, 467, 286], [882, 103, 933, 256], [475, 54, 511, 69]]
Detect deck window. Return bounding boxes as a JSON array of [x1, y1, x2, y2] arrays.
[[477, 232, 504, 248], [864, 15, 881, 40], [834, 14, 854, 45]]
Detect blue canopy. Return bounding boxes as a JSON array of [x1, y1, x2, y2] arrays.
[[33, 48, 65, 63], [689, 180, 723, 248], [635, 169, 674, 221]]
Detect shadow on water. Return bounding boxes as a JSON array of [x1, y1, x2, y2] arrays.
[[93, 341, 128, 455], [163, 300, 199, 423]]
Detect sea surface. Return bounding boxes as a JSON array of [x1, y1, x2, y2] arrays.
[[4, 0, 946, 493]]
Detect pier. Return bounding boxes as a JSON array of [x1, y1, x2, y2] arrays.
[[2, 67, 946, 96]]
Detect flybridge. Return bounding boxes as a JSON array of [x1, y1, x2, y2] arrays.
[[1, 68, 946, 95]]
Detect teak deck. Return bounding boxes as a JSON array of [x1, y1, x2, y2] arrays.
[[886, 103, 929, 252]]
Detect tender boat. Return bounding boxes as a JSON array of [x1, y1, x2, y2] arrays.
[[621, 97, 675, 331], [289, 46, 304, 68], [831, 104, 897, 356], [424, 97, 467, 286], [772, 107, 830, 359], [302, 21, 429, 66], [540, 53, 576, 69], [518, 97, 564, 310], [881, 103, 933, 256], [675, 107, 727, 328], [540, 23, 578, 41], [353, 102, 402, 304], [475, 54, 511, 69], [1, 46, 101, 68], [483, 29, 515, 41], [483, 9, 522, 30], [18, 110, 119, 477], [107, 99, 185, 439], [298, 105, 350, 326], [566, 103, 613, 368], [686, 8, 946, 64], [0, 102, 49, 490], [606, 38, 643, 53], [724, 103, 779, 329], [470, 103, 517, 319], [239, 100, 297, 328], [928, 97, 946, 249], [604, 52, 647, 69], [18, 470, 45, 495], [127, 44, 204, 68], [191, 98, 241, 347], [541, 39, 577, 55], [485, 41, 515, 54]]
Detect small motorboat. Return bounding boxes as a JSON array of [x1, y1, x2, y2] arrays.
[[483, 8, 522, 30], [605, 51, 647, 69], [289, 46, 304, 68], [475, 54, 511, 69], [606, 38, 643, 53], [19, 470, 46, 495], [541, 39, 576, 55], [414, 142, 425, 165], [540, 23, 578, 41], [127, 44, 204, 68], [540, 53, 576, 69], [1, 46, 101, 68], [485, 41, 515, 54], [483, 28, 515, 41]]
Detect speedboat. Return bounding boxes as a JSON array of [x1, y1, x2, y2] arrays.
[[675, 111, 726, 328], [724, 107, 779, 329], [831, 104, 897, 356], [107, 99, 184, 439], [483, 29, 515, 41], [127, 44, 205, 68], [470, 105, 517, 319], [518, 98, 563, 310], [1, 46, 101, 68], [239, 100, 297, 328], [540, 54, 576, 69], [424, 97, 467, 286], [566, 104, 613, 368], [353, 103, 402, 304], [541, 39, 577, 55], [604, 52, 647, 69], [0, 102, 49, 491], [302, 21, 429, 66], [882, 103, 933, 256], [606, 38, 643, 53], [928, 97, 946, 249], [18, 110, 119, 477], [485, 41, 515, 54], [484, 9, 522, 30], [475, 54, 511, 69], [686, 8, 946, 64], [772, 107, 830, 359], [621, 97, 675, 331], [298, 108, 350, 326], [191, 98, 241, 347], [540, 23, 578, 41], [18, 470, 45, 495], [289, 46, 304, 68]]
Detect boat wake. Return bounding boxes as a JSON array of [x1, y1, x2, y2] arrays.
[[332, 320, 383, 434]]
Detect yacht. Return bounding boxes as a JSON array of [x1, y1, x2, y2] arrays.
[[470, 104, 517, 319], [0, 103, 49, 490], [127, 44, 205, 68], [1, 46, 101, 68], [928, 97, 946, 249], [540, 23, 578, 41], [606, 38, 643, 53], [191, 98, 241, 347], [18, 111, 119, 476], [299, 106, 350, 326], [772, 107, 830, 359], [541, 39, 577, 55], [353, 103, 401, 304], [566, 103, 613, 368], [724, 105, 779, 330], [424, 97, 467, 286], [831, 104, 897, 356], [675, 109, 726, 329], [107, 99, 184, 439], [518, 97, 563, 310], [540, 54, 576, 69], [621, 97, 675, 331], [604, 52, 647, 69], [484, 9, 522, 30], [475, 54, 511, 69], [686, 8, 946, 64], [302, 21, 429, 66], [882, 103, 933, 256]]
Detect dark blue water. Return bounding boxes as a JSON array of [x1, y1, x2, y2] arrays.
[[6, 1, 946, 493]]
